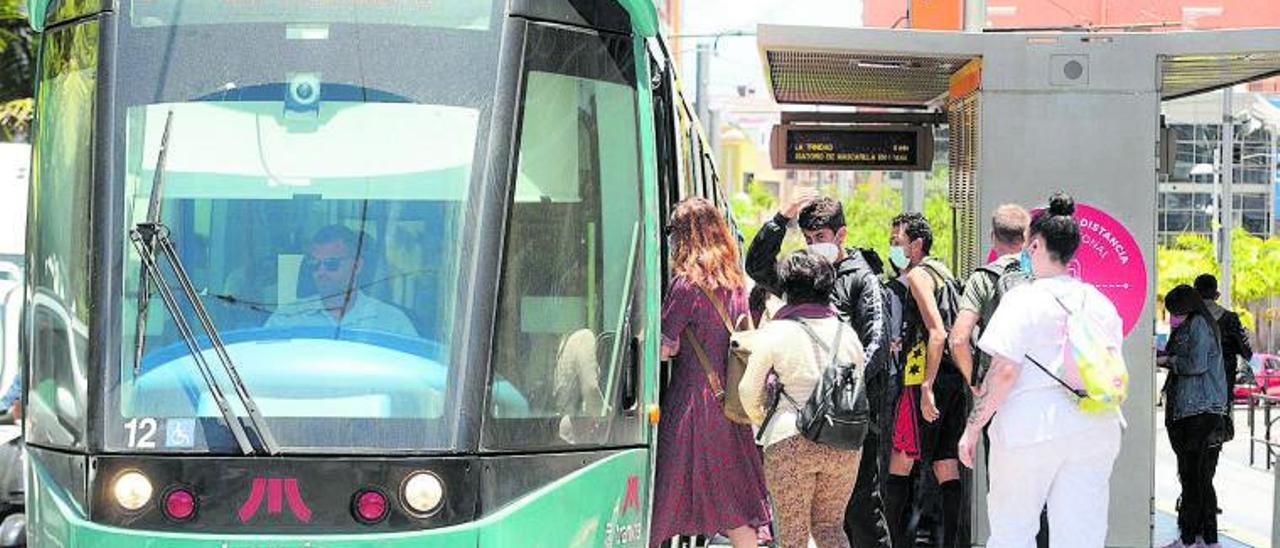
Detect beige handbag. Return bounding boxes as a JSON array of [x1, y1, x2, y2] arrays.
[[681, 287, 753, 425]]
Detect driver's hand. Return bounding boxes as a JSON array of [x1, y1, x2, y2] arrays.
[[780, 189, 819, 220], [11, 401, 20, 421]]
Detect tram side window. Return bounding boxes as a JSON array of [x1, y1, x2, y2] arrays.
[[25, 21, 98, 449], [674, 103, 696, 200], [47, 0, 103, 27], [487, 24, 642, 448], [650, 55, 678, 280]]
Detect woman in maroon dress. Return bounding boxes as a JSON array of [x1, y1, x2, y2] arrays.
[[650, 198, 771, 547]]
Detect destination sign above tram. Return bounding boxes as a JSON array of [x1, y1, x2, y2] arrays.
[[769, 124, 934, 171]]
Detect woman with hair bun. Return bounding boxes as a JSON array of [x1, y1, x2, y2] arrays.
[[957, 192, 1125, 548]]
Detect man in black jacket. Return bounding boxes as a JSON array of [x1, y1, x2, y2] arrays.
[[746, 191, 892, 548], [1195, 274, 1253, 401]]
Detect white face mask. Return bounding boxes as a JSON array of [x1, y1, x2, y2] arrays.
[[807, 242, 841, 263]]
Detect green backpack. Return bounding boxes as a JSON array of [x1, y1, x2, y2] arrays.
[[976, 258, 1031, 312], [1026, 293, 1129, 413]]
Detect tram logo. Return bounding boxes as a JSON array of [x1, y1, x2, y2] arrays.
[[605, 475, 644, 547], [237, 477, 314, 524], [620, 475, 642, 515]]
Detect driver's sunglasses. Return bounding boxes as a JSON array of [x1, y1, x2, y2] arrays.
[[304, 257, 349, 272]]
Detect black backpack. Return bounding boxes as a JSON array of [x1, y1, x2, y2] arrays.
[[758, 319, 870, 450], [858, 247, 886, 276], [918, 258, 962, 334], [970, 258, 1031, 384]]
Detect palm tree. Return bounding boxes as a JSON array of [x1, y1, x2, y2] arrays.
[[0, 0, 35, 142]]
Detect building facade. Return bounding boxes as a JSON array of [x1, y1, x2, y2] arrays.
[[863, 0, 1280, 241], [1161, 111, 1276, 243]]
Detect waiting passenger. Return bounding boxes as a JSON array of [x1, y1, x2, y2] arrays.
[[959, 193, 1124, 548], [739, 250, 865, 548], [950, 204, 1031, 390], [650, 198, 770, 548], [948, 203, 1050, 548], [748, 284, 776, 327], [885, 212, 965, 548], [1195, 274, 1253, 393], [266, 225, 416, 337], [1158, 285, 1230, 548], [745, 191, 892, 548]]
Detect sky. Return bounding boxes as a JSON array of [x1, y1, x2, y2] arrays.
[[678, 0, 864, 106]]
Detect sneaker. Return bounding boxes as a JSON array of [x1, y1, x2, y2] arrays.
[[1158, 541, 1192, 548], [1203, 543, 1222, 548]]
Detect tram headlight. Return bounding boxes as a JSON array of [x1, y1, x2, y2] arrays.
[[112, 470, 153, 512], [400, 471, 444, 516]]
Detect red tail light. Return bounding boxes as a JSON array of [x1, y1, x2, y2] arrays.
[[163, 488, 196, 521], [352, 489, 388, 524]]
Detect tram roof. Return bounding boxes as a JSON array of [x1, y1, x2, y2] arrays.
[[758, 25, 1280, 107]]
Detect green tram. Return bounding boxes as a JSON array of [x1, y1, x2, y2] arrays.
[[21, 0, 734, 545]]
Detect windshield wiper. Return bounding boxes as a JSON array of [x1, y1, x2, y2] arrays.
[[129, 111, 280, 456], [132, 110, 173, 375]]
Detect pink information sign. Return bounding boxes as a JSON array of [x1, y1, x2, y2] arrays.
[[987, 203, 1148, 335]]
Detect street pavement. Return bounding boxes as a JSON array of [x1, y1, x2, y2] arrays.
[[707, 406, 1277, 547], [1155, 407, 1274, 548]]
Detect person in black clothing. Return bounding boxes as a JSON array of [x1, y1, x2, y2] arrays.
[[885, 212, 965, 548], [745, 190, 892, 548], [1160, 285, 1230, 548], [1194, 274, 1253, 398]]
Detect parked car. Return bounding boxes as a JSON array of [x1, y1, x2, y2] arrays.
[[1234, 353, 1280, 404]]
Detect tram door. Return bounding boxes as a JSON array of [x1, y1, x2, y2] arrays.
[[650, 53, 725, 407], [648, 40, 742, 547]]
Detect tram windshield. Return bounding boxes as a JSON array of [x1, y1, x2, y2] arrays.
[[107, 2, 506, 453]]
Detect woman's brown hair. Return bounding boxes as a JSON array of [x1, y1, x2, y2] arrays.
[[668, 197, 745, 292]]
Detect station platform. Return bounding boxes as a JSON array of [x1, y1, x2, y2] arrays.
[[1155, 408, 1274, 548], [1154, 509, 1254, 548]]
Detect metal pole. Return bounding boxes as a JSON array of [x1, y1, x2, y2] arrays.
[[708, 109, 721, 172], [1222, 88, 1234, 308], [695, 43, 711, 133], [903, 171, 925, 213], [1275, 423, 1280, 548], [1212, 146, 1220, 265], [1272, 129, 1278, 239], [964, 0, 987, 31]]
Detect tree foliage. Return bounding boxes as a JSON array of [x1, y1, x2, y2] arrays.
[[1157, 229, 1280, 330], [729, 180, 776, 245], [0, 96, 30, 138], [729, 173, 953, 272], [841, 181, 899, 261], [923, 178, 953, 268], [0, 0, 34, 141]]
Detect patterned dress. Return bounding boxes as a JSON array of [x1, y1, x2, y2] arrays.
[[649, 276, 772, 545]]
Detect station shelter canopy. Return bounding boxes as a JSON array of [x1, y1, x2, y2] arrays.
[[759, 26, 1280, 108]]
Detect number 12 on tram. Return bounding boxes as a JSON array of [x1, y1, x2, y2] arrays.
[[21, 0, 723, 545]]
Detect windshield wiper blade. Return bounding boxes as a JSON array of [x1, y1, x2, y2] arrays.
[[130, 224, 281, 456], [129, 225, 256, 455], [128, 109, 279, 455], [132, 110, 175, 375]]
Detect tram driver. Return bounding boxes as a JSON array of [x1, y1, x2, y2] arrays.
[[265, 225, 417, 337]]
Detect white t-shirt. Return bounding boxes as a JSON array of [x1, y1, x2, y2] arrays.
[[977, 275, 1124, 448]]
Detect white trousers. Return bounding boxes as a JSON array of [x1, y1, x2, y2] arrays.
[[986, 421, 1123, 548]]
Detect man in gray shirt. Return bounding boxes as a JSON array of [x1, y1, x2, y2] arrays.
[[266, 225, 416, 337]]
